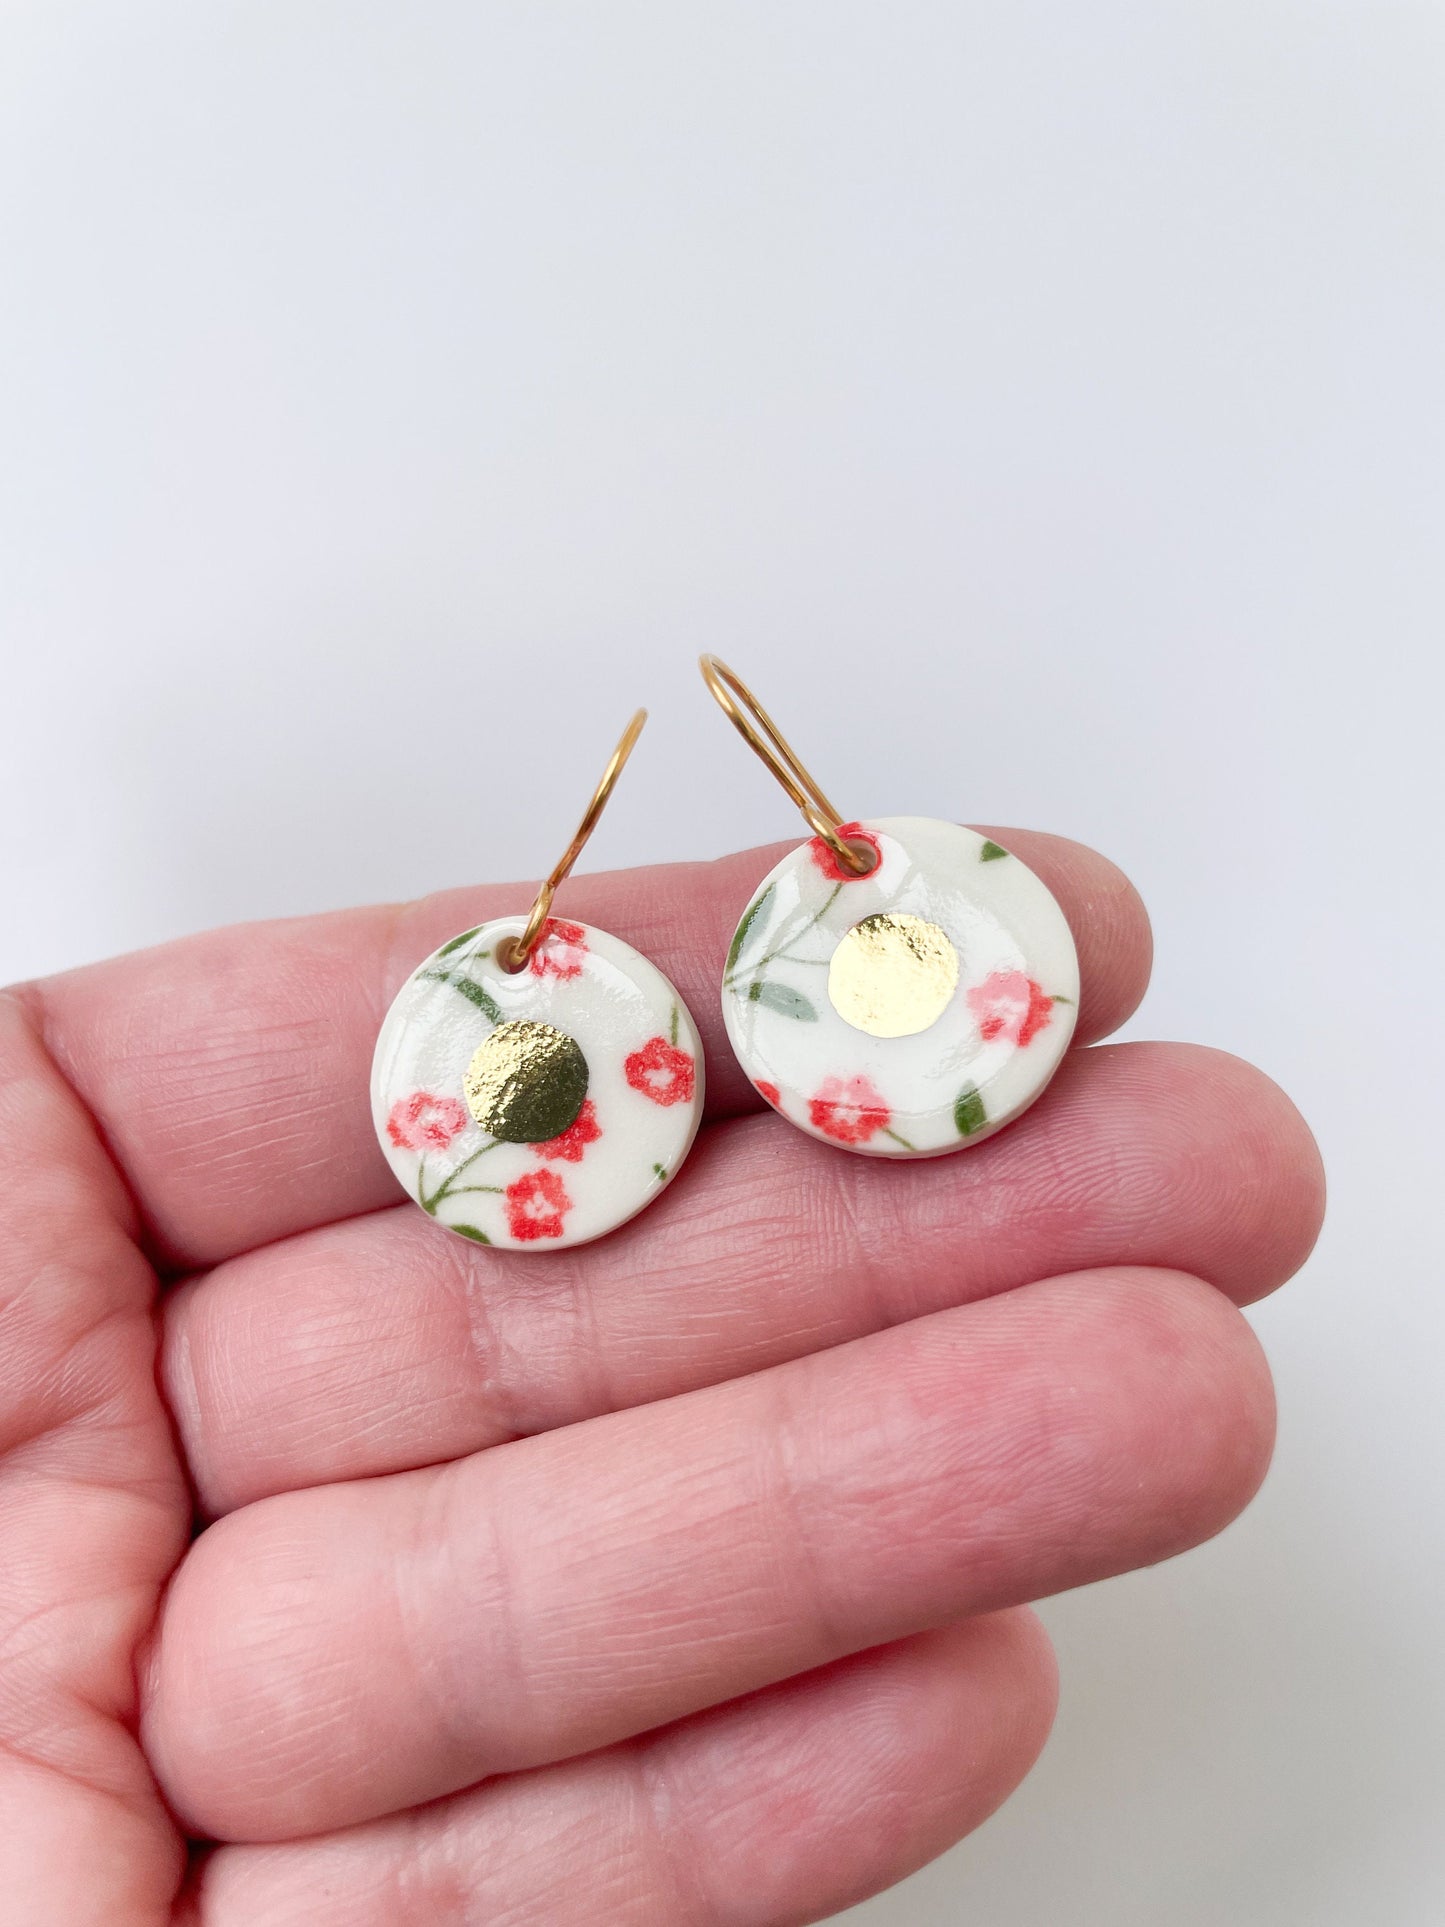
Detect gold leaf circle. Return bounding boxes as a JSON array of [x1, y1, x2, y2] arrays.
[[827, 913, 959, 1038], [463, 1021, 589, 1143]]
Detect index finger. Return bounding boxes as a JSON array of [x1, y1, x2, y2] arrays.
[[24, 830, 1150, 1268]]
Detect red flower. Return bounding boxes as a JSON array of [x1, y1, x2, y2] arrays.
[[387, 1091, 469, 1153], [505, 1168, 572, 1241], [624, 1036, 696, 1107], [754, 1079, 781, 1109], [808, 1074, 890, 1145], [807, 820, 881, 882], [534, 1097, 602, 1163], [529, 918, 588, 980], [967, 970, 1053, 1047]]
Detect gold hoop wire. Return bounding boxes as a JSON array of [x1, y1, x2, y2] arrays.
[[501, 707, 648, 972], [697, 655, 870, 873]]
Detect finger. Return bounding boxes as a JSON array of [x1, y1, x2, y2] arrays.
[[0, 995, 188, 1924], [31, 830, 1149, 1268], [167, 1042, 1322, 1514], [186, 1614, 1055, 1927], [144, 1265, 1272, 1841]]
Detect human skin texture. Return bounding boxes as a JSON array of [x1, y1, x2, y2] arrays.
[[0, 830, 1324, 1925]]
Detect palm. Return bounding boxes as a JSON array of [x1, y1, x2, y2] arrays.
[[0, 833, 1322, 1925]]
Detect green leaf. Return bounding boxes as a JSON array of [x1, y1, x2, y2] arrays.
[[451, 1224, 491, 1243], [422, 970, 503, 1024], [954, 1083, 987, 1137], [652, 1162, 668, 1180], [750, 981, 818, 1021], [438, 925, 482, 958], [979, 840, 1009, 862], [726, 881, 775, 971]]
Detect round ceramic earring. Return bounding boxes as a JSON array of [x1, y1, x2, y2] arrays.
[[371, 710, 704, 1247], [702, 657, 1078, 1158]]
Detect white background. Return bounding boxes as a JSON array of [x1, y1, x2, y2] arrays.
[[1, 5, 1441, 1921]]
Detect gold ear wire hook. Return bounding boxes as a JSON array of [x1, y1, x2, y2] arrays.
[[499, 707, 649, 973], [697, 655, 871, 874]]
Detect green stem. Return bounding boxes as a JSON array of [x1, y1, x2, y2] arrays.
[[422, 1138, 503, 1212], [723, 883, 843, 990], [418, 970, 504, 1024], [882, 1127, 916, 1152]]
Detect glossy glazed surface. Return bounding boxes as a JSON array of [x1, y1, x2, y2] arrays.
[[372, 916, 703, 1247], [721, 817, 1078, 1157]]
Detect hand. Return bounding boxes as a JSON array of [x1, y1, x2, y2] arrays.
[[0, 831, 1322, 1925]]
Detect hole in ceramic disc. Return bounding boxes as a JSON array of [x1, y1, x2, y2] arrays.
[[463, 1020, 589, 1141], [827, 913, 960, 1038]]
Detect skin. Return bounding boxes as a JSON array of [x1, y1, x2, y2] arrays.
[[0, 830, 1324, 1925]]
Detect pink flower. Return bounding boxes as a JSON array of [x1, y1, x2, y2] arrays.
[[967, 970, 1054, 1047], [505, 1168, 572, 1241], [387, 1091, 469, 1153], [808, 1074, 890, 1145], [754, 1079, 782, 1109], [625, 1036, 696, 1107], [534, 1098, 602, 1163], [807, 820, 881, 882], [529, 918, 589, 980]]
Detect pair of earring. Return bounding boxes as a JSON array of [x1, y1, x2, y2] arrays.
[[371, 657, 1080, 1249]]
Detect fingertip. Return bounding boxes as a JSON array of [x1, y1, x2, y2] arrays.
[[1095, 1266, 1279, 1548], [1181, 1046, 1326, 1304], [660, 1612, 1061, 1924], [920, 1609, 1060, 1801]]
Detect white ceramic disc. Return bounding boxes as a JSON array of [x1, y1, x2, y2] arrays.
[[372, 916, 704, 1248], [721, 817, 1078, 1157]]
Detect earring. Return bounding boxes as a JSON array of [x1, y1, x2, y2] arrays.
[[371, 710, 704, 1247], [702, 657, 1077, 1158]]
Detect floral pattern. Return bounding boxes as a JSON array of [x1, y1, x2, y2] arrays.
[[386, 1091, 468, 1152], [505, 1168, 573, 1241], [808, 821, 881, 882], [529, 918, 589, 980], [625, 1035, 696, 1107], [808, 1074, 891, 1145], [721, 875, 838, 1025], [721, 818, 1079, 1158], [374, 917, 705, 1247], [966, 970, 1055, 1048], [534, 1096, 602, 1163]]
